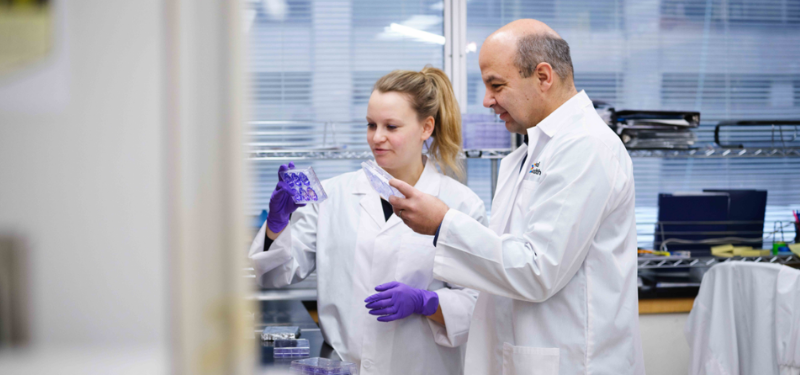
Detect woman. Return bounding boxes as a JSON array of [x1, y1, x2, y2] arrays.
[[249, 67, 487, 374]]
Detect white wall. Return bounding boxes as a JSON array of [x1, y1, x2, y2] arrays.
[[0, 0, 166, 347], [640, 313, 691, 375]]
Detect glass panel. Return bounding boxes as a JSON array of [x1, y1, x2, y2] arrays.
[[465, 0, 800, 247], [245, 0, 444, 218]]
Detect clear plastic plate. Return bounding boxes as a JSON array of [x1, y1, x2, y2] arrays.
[[361, 160, 405, 201], [274, 338, 310, 358], [290, 357, 358, 375], [280, 167, 328, 204]]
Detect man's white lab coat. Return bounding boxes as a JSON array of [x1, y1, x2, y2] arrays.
[[433, 91, 646, 374], [249, 159, 487, 375]]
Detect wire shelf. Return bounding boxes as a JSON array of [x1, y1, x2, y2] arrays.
[[247, 146, 800, 160], [248, 148, 515, 160], [638, 254, 800, 269], [628, 146, 800, 158]]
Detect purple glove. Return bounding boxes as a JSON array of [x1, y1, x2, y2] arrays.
[[364, 281, 439, 322], [266, 162, 305, 233]]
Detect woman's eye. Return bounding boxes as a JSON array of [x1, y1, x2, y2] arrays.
[[386, 124, 398, 130], [367, 123, 376, 129]]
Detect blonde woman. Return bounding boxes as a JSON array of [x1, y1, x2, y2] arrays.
[[249, 67, 487, 374]]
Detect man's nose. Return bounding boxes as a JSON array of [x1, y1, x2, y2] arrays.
[[483, 91, 495, 108]]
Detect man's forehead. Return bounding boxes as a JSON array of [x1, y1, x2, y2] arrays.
[[480, 36, 516, 67], [479, 50, 516, 82]]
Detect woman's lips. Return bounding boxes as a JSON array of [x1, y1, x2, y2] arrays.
[[373, 148, 390, 155]]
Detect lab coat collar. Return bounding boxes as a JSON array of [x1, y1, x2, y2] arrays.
[[527, 90, 590, 139], [354, 156, 442, 230], [356, 180, 386, 228], [492, 91, 591, 235], [487, 144, 528, 235], [413, 156, 443, 197]]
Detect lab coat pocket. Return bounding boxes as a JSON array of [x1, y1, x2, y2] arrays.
[[516, 178, 543, 217], [395, 235, 436, 289], [519, 177, 543, 195], [502, 342, 560, 375]]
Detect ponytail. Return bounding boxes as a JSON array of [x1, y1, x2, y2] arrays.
[[373, 66, 464, 179]]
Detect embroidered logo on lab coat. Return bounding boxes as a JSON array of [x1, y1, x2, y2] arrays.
[[529, 162, 542, 175]]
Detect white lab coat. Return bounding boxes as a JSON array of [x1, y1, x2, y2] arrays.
[[432, 91, 646, 375], [685, 262, 800, 375], [249, 158, 487, 375]]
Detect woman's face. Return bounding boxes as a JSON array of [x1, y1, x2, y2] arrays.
[[366, 90, 434, 173]]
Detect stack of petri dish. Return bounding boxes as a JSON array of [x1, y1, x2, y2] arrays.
[[273, 338, 310, 358], [290, 357, 358, 374]]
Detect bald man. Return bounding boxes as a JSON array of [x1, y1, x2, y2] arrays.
[[388, 19, 645, 374]]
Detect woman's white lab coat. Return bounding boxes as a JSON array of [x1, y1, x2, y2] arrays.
[[432, 91, 646, 375], [249, 158, 487, 375]]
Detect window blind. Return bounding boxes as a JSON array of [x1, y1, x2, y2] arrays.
[[246, 0, 445, 216], [246, 0, 800, 248], [464, 0, 800, 248]]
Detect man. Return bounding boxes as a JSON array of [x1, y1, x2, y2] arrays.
[[388, 19, 646, 374]]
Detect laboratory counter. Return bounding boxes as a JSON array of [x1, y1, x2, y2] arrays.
[[256, 300, 341, 372], [639, 298, 695, 314]]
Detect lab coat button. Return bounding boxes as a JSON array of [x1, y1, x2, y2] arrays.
[[363, 359, 372, 369]]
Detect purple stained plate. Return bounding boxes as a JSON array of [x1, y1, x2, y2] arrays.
[[291, 188, 301, 201], [283, 172, 295, 185], [279, 167, 327, 204]]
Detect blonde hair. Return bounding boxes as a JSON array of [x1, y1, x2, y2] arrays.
[[373, 66, 464, 179]]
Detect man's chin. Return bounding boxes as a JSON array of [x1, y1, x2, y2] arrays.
[[504, 120, 526, 135]]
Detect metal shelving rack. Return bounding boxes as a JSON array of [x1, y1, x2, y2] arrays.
[[248, 145, 800, 196], [638, 254, 800, 270], [628, 147, 800, 158], [247, 127, 800, 274], [247, 148, 513, 161], [248, 146, 800, 161]]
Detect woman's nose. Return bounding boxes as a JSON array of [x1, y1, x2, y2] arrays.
[[372, 127, 387, 143]]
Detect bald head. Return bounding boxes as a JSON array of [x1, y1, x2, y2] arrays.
[[488, 19, 561, 40], [482, 19, 574, 82], [478, 19, 578, 133]]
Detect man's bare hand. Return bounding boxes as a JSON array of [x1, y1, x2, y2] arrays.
[[388, 179, 449, 235]]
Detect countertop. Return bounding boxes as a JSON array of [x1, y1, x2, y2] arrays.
[[256, 300, 342, 372], [639, 298, 695, 314]]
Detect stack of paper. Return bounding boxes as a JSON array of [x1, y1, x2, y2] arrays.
[[711, 244, 771, 258], [789, 243, 800, 257], [613, 110, 700, 149]]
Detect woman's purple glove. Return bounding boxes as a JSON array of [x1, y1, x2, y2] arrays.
[[266, 162, 305, 233], [364, 281, 439, 322]]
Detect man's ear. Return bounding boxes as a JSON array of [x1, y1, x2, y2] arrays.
[[536, 62, 555, 92]]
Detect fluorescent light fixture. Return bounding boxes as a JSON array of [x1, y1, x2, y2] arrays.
[[389, 23, 445, 45], [262, 0, 287, 21]]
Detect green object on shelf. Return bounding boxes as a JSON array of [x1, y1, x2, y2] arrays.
[[773, 242, 787, 256]]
